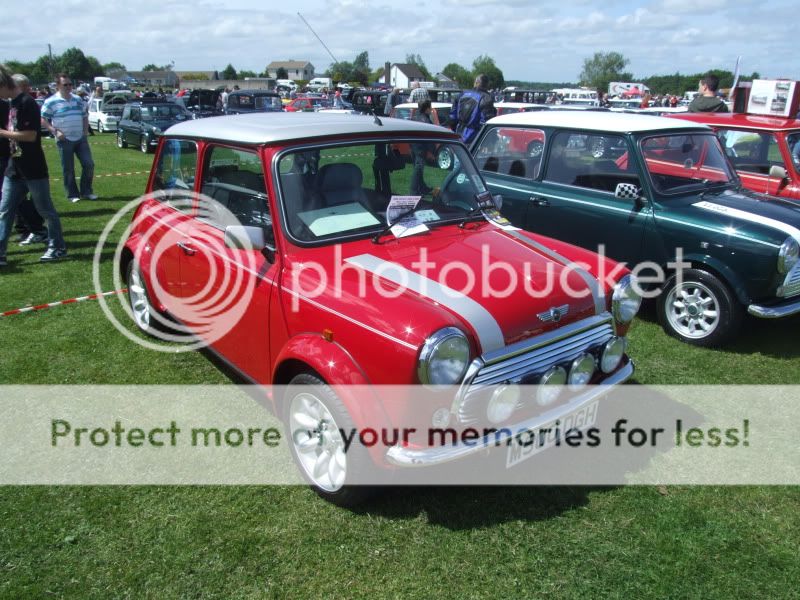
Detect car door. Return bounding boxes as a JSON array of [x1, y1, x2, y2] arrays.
[[179, 145, 277, 381], [119, 105, 132, 142], [716, 128, 790, 197], [138, 139, 199, 310], [126, 106, 141, 145], [527, 130, 651, 262]]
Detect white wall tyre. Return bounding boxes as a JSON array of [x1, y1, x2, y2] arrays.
[[658, 268, 742, 347], [284, 373, 377, 506]]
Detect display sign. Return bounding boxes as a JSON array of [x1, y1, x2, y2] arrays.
[[746, 79, 799, 118]]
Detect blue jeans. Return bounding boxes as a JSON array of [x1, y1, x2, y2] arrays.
[[56, 136, 94, 198], [0, 175, 65, 256]]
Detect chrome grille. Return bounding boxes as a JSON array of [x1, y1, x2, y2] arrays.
[[455, 314, 615, 424], [779, 263, 800, 298]]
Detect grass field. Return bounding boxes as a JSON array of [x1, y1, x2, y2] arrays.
[[1, 135, 798, 598]]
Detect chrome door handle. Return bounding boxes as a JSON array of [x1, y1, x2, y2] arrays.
[[530, 197, 550, 207], [177, 241, 196, 255]]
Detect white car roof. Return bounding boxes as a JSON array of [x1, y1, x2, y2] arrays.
[[165, 112, 454, 144], [393, 102, 452, 109], [487, 109, 711, 133]]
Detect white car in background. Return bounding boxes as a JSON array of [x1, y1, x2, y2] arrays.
[[88, 92, 132, 133]]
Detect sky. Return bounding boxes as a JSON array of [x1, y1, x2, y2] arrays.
[[4, 0, 797, 84]]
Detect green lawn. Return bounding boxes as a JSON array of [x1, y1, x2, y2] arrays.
[[0, 135, 798, 598]]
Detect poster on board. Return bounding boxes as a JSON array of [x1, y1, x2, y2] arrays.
[[746, 79, 798, 117]]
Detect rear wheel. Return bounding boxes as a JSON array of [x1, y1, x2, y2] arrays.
[[284, 373, 377, 506], [140, 136, 150, 153], [657, 268, 742, 347]]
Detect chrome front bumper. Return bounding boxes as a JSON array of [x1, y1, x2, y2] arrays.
[[748, 297, 800, 318], [385, 359, 634, 467]]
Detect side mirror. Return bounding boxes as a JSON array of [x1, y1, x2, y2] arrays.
[[615, 183, 641, 201], [769, 165, 788, 181], [224, 225, 266, 251]]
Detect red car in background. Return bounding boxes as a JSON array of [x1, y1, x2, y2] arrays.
[[671, 113, 800, 199], [284, 96, 331, 112]]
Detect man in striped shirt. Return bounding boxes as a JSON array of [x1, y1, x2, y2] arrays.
[[41, 74, 96, 202]]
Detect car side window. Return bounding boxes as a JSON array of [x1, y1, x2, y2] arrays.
[[544, 131, 639, 193], [717, 129, 785, 174], [787, 133, 800, 170], [473, 127, 546, 179], [152, 139, 198, 211], [122, 106, 130, 120], [200, 146, 272, 233]]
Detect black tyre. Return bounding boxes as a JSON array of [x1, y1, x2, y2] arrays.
[[527, 140, 544, 158], [140, 136, 150, 153], [657, 268, 742, 347], [284, 373, 378, 506], [98, 122, 105, 133], [117, 132, 127, 148]]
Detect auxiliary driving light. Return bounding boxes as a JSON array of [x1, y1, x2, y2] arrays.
[[600, 337, 626, 374], [568, 353, 596, 390], [536, 366, 567, 406], [486, 384, 520, 424]]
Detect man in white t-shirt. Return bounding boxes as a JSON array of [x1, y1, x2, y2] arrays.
[[40, 73, 96, 202]]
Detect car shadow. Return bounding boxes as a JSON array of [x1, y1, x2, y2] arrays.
[[347, 385, 701, 528]]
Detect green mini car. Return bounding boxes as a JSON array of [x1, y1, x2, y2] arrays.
[[471, 110, 800, 347]]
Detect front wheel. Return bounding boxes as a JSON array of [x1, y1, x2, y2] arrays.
[[284, 373, 377, 506], [436, 147, 454, 170], [657, 268, 742, 347], [117, 131, 127, 148], [140, 136, 150, 153], [98, 122, 105, 133]]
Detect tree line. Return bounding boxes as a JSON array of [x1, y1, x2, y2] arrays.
[[2, 47, 764, 95]]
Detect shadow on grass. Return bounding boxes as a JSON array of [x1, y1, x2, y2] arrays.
[[355, 485, 605, 528], [636, 299, 800, 359]]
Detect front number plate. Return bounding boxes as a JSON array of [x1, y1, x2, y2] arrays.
[[506, 400, 599, 468]]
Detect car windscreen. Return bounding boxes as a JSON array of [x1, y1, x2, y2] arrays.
[[640, 132, 736, 194], [787, 131, 800, 170], [277, 140, 488, 244], [141, 105, 189, 120]]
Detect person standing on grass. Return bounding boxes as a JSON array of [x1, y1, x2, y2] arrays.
[[41, 73, 97, 203], [0, 66, 67, 266]]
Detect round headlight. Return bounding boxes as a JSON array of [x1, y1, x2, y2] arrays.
[[486, 384, 520, 424], [417, 327, 470, 387], [537, 366, 566, 406], [600, 336, 626, 374], [612, 274, 642, 325], [568, 353, 596, 390], [778, 237, 799, 274]]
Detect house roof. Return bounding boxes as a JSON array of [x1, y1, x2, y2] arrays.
[[127, 71, 178, 80], [393, 64, 426, 80], [267, 61, 313, 70]]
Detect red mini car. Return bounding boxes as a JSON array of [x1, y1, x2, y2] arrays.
[[121, 112, 638, 504], [670, 112, 800, 199], [284, 96, 331, 112]]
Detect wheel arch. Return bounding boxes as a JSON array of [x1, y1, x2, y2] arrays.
[[672, 253, 751, 305]]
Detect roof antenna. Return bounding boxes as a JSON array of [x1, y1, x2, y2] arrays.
[[373, 112, 383, 126]]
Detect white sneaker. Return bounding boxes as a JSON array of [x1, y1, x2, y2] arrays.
[[85, 194, 98, 200], [69, 197, 80, 203]]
